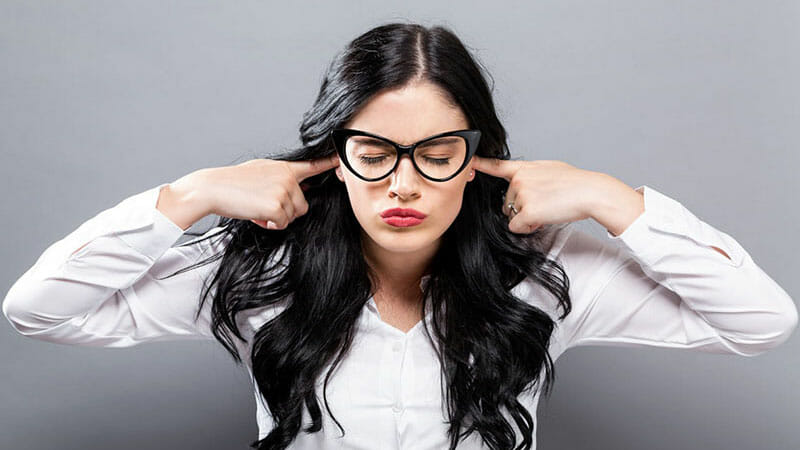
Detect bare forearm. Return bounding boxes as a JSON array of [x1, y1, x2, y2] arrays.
[[585, 174, 732, 260], [156, 171, 212, 231], [585, 172, 645, 237]]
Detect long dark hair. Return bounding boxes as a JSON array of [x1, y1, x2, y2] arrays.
[[164, 22, 572, 450]]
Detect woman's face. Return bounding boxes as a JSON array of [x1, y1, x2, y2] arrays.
[[334, 80, 476, 257]]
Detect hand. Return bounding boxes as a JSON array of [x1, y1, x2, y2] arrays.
[[200, 154, 340, 230], [470, 156, 599, 233]]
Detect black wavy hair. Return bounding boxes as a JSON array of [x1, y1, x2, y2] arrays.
[[164, 21, 572, 450]]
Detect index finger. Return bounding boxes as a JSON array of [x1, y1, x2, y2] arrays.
[[470, 155, 518, 182], [288, 153, 340, 182]]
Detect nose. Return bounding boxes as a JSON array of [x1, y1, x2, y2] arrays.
[[388, 154, 420, 199]]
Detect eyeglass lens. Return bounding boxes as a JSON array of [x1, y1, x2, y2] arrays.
[[344, 135, 467, 180]]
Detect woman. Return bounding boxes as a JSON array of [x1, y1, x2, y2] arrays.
[[3, 22, 796, 450]]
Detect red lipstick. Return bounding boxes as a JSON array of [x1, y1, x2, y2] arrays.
[[380, 208, 427, 227]]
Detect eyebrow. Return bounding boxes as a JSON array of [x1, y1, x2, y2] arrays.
[[353, 129, 459, 145]]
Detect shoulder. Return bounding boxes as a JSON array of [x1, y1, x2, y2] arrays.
[[170, 223, 292, 331], [517, 222, 632, 316], [531, 223, 574, 261], [516, 223, 634, 356], [511, 224, 574, 316], [531, 222, 629, 277], [172, 225, 232, 259]]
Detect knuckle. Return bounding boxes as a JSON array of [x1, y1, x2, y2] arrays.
[[268, 200, 284, 216], [281, 164, 296, 181], [295, 201, 309, 216], [272, 214, 288, 227]]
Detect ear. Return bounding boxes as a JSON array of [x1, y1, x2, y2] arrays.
[[335, 166, 344, 182]]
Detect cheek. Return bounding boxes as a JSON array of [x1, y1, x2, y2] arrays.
[[342, 178, 377, 217], [438, 186, 467, 224]]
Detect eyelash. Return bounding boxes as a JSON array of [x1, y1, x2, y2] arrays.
[[359, 156, 450, 165]]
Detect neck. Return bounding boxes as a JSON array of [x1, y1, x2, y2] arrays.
[[361, 233, 437, 295]]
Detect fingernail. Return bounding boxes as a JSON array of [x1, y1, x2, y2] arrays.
[[267, 221, 278, 229]]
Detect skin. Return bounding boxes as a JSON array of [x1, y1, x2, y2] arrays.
[[152, 75, 730, 333], [152, 75, 728, 332], [471, 157, 730, 259], [333, 80, 477, 325], [329, 80, 731, 330]]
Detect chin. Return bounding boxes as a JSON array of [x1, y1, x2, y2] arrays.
[[377, 235, 431, 253], [382, 243, 429, 254], [363, 227, 433, 253]]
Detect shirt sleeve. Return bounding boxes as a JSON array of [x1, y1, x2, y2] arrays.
[[1, 183, 229, 348], [553, 185, 798, 357]]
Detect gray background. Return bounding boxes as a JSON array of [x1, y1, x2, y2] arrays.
[[1, 1, 798, 449]]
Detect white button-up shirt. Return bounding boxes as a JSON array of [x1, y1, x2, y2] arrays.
[[3, 183, 797, 449]]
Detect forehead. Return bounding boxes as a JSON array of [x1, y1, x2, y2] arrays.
[[344, 81, 469, 146]]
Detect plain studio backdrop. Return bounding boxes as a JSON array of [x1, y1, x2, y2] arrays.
[[1, 1, 798, 449]]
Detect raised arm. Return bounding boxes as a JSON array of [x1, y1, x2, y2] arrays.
[[2, 183, 229, 347], [547, 185, 797, 357]]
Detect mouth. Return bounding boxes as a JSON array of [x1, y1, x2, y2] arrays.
[[380, 208, 427, 228], [380, 208, 427, 219], [381, 216, 424, 227]]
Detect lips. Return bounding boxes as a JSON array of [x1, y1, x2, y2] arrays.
[[380, 208, 427, 219]]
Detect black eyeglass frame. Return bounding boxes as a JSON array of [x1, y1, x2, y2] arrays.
[[329, 128, 482, 182]]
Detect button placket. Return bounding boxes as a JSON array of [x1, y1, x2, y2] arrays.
[[390, 338, 407, 414]]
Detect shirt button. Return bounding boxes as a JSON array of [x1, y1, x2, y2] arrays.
[[392, 342, 402, 353], [392, 403, 404, 413]]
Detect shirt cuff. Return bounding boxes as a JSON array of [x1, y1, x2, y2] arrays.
[[605, 185, 746, 268], [67, 183, 187, 264]]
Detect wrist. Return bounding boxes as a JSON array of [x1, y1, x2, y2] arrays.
[[585, 172, 645, 237], [157, 171, 211, 231]]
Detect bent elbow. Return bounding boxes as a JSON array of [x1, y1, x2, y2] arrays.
[[2, 282, 64, 337], [727, 296, 799, 357], [2, 287, 29, 333], [732, 272, 799, 356], [3, 295, 47, 336], [761, 284, 799, 352], [771, 297, 799, 348]]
